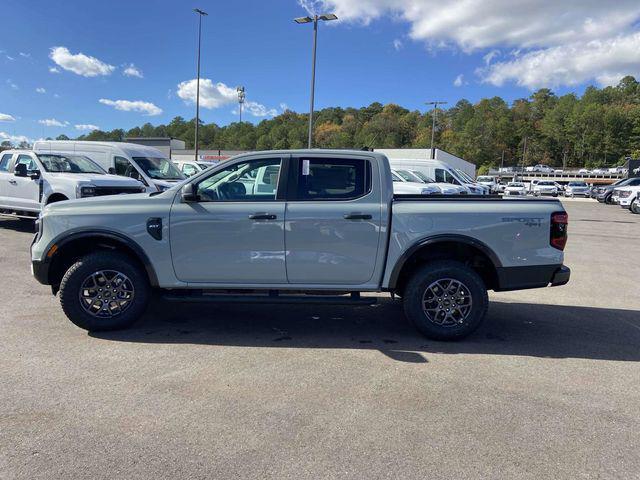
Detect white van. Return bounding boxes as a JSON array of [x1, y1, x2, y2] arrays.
[[388, 158, 488, 194], [32, 141, 186, 192]]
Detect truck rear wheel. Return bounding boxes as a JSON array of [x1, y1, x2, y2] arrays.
[[403, 261, 488, 340], [59, 252, 150, 331]]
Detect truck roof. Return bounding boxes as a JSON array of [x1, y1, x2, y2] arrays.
[[32, 140, 166, 158]]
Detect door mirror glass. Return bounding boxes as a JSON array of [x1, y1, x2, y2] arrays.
[[14, 163, 28, 177], [181, 183, 198, 202], [108, 167, 116, 174]]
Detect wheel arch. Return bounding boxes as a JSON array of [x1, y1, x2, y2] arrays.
[[45, 193, 69, 205], [45, 230, 159, 290], [388, 235, 502, 295]]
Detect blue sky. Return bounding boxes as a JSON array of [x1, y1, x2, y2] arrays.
[[2, 0, 640, 143]]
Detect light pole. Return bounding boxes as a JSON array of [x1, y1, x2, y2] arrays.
[[236, 86, 245, 123], [425, 101, 447, 159], [193, 8, 207, 161], [294, 13, 338, 148]]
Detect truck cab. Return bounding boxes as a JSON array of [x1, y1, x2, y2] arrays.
[[33, 141, 186, 193], [0, 150, 144, 218]]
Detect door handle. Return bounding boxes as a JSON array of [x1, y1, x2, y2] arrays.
[[249, 213, 277, 220], [9, 180, 17, 185], [344, 213, 372, 220]]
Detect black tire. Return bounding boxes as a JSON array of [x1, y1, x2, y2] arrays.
[[605, 194, 613, 204], [59, 251, 150, 331], [631, 200, 640, 214], [403, 260, 488, 341]]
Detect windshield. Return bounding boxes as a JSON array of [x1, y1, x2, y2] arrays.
[[391, 172, 403, 182], [409, 170, 434, 183], [132, 157, 184, 180], [508, 183, 523, 187], [538, 181, 555, 186], [455, 169, 475, 183], [396, 169, 423, 183], [477, 176, 493, 182], [37, 154, 105, 174], [568, 182, 587, 187]]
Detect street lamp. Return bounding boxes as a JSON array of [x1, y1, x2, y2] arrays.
[[425, 101, 447, 159], [294, 13, 338, 148], [193, 8, 208, 161], [236, 86, 245, 123]]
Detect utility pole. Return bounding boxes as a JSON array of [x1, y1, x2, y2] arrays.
[[193, 8, 208, 161], [295, 13, 338, 148], [521, 136, 528, 173], [425, 101, 448, 159]]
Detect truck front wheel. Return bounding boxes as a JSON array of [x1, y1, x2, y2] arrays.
[[59, 252, 150, 331], [403, 261, 488, 340]]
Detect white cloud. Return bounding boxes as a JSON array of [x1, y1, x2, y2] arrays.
[[481, 32, 640, 89], [49, 66, 60, 74], [38, 118, 69, 127], [453, 74, 464, 87], [393, 38, 403, 51], [176, 78, 237, 109], [5, 55, 15, 61], [280, 103, 290, 112], [49, 46, 115, 77], [36, 87, 46, 94], [99, 98, 162, 116], [6, 79, 18, 90], [19, 52, 30, 58], [235, 101, 278, 118], [75, 124, 100, 131], [123, 63, 143, 78], [483, 49, 500, 65], [0, 132, 29, 144], [316, 1, 640, 50], [0, 113, 16, 122]]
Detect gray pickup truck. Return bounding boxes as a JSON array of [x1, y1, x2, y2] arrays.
[[31, 149, 570, 340]]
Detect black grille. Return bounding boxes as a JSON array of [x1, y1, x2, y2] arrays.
[[94, 186, 144, 196]]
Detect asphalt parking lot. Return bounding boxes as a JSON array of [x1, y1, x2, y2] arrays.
[[1, 199, 639, 480]]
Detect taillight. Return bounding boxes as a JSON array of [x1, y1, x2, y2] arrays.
[[550, 211, 568, 250]]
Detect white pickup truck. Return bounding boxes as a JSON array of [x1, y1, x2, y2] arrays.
[[0, 150, 145, 218], [31, 149, 570, 340]]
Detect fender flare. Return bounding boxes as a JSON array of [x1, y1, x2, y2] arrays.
[[387, 234, 502, 289], [43, 228, 159, 287]]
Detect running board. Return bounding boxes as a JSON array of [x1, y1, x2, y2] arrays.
[[161, 292, 377, 305]]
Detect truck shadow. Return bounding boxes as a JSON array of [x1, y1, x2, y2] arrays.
[[90, 299, 640, 364], [0, 218, 36, 233]]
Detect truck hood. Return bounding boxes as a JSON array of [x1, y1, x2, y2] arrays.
[[46, 172, 144, 187], [42, 191, 170, 216]]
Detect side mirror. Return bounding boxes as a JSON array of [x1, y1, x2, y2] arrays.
[[181, 183, 198, 202], [108, 167, 116, 174], [14, 163, 28, 177]]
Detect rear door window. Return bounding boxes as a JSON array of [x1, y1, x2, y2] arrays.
[[0, 153, 12, 171], [295, 158, 370, 200]]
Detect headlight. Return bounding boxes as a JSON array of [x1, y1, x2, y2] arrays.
[[76, 184, 96, 198]]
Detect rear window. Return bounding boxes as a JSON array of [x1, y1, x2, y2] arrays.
[[296, 158, 370, 200]]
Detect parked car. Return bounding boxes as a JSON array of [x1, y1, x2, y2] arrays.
[[173, 159, 216, 177], [595, 177, 640, 203], [565, 181, 590, 197], [578, 168, 590, 174], [532, 180, 559, 197], [33, 141, 186, 192], [525, 164, 554, 173], [0, 150, 144, 219], [608, 166, 627, 174], [388, 159, 488, 195], [614, 186, 640, 210], [476, 175, 498, 193], [390, 170, 440, 195], [495, 182, 507, 193], [392, 169, 466, 195], [31, 149, 570, 340], [591, 168, 607, 175], [504, 182, 527, 196]]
